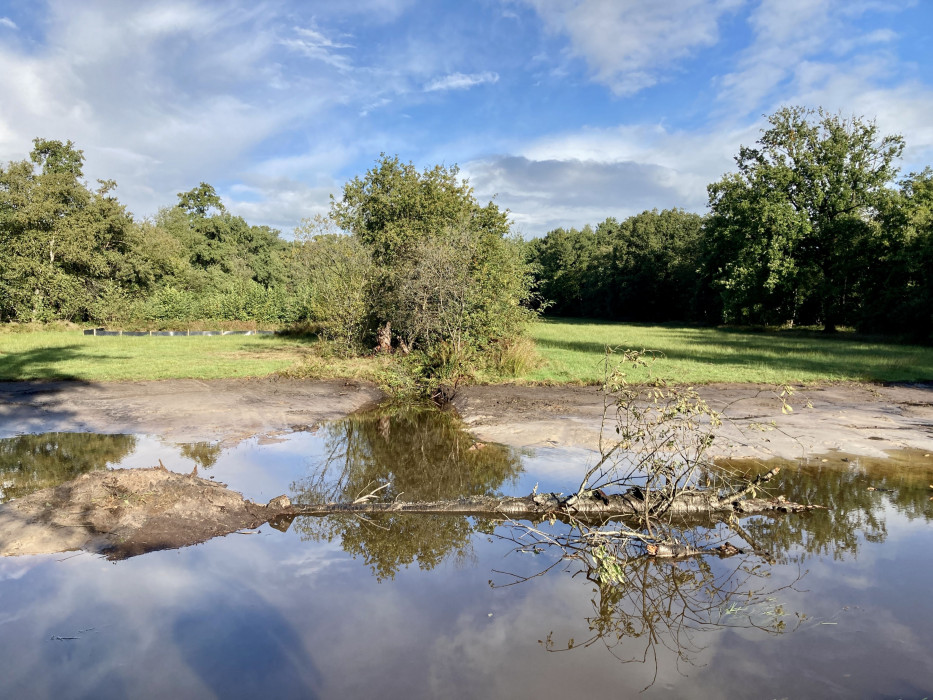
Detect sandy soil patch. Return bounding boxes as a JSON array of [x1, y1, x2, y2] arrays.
[[453, 382, 933, 460], [0, 466, 292, 559]]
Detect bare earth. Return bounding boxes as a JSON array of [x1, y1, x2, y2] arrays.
[[0, 377, 930, 459], [453, 382, 933, 460], [0, 467, 292, 559], [0, 377, 382, 446]]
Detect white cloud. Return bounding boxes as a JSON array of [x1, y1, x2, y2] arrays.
[[716, 0, 837, 110], [715, 0, 914, 116], [0, 17, 17, 30], [424, 71, 499, 92], [522, 0, 744, 95], [281, 25, 354, 71], [466, 154, 700, 235], [0, 2, 351, 223], [785, 64, 933, 171], [226, 177, 336, 235], [465, 121, 758, 235]]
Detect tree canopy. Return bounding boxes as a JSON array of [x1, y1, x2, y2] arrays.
[[704, 106, 905, 330], [0, 138, 135, 322], [330, 154, 510, 264]]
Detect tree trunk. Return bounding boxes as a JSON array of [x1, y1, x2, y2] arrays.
[[291, 478, 820, 519]]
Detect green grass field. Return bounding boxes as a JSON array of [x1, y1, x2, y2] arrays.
[[2, 320, 931, 384], [0, 331, 308, 381], [524, 318, 933, 385]]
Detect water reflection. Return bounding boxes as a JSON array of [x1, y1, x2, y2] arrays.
[[1, 415, 932, 696], [0, 432, 136, 503], [291, 406, 523, 580], [177, 441, 223, 472], [721, 450, 933, 563]]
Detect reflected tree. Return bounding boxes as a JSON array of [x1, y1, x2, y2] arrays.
[[721, 453, 933, 563], [0, 432, 136, 502], [178, 441, 224, 473], [291, 406, 523, 580], [494, 519, 803, 689]]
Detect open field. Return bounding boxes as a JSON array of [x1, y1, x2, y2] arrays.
[[525, 318, 933, 384], [2, 320, 932, 384], [0, 330, 308, 381]]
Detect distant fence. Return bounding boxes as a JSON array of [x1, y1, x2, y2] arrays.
[[83, 329, 277, 336]]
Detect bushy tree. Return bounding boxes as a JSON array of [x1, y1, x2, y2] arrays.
[[330, 155, 535, 353], [705, 106, 904, 330], [858, 168, 933, 339], [173, 183, 287, 288], [292, 215, 374, 353], [529, 224, 610, 317], [331, 155, 509, 264]]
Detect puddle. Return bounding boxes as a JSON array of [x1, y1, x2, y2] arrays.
[[0, 409, 932, 697]]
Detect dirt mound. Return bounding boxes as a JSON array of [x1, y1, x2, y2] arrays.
[[0, 466, 293, 559]]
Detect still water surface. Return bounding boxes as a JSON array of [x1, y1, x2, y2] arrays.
[[1, 408, 932, 698]]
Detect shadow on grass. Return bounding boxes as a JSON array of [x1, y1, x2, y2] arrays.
[[0, 344, 106, 382], [0, 345, 110, 438], [534, 320, 933, 382]]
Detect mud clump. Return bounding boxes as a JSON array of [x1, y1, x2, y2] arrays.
[[0, 466, 293, 560]]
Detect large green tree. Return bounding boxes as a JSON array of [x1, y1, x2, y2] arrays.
[[329, 155, 534, 353], [705, 106, 904, 330], [858, 168, 933, 339], [0, 138, 135, 321], [331, 154, 509, 264]]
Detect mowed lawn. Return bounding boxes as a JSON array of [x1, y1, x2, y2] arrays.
[[0, 331, 308, 381], [526, 318, 933, 385]]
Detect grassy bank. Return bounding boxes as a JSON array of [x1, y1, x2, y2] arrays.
[[524, 319, 933, 384], [2, 321, 932, 384]]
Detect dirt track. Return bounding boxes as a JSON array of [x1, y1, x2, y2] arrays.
[[0, 378, 931, 460]]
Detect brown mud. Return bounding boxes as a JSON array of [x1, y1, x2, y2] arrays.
[[0, 466, 293, 559], [1, 379, 930, 459]]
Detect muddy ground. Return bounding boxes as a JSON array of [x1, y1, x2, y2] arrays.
[[0, 378, 931, 460], [0, 466, 293, 559], [0, 377, 381, 446]]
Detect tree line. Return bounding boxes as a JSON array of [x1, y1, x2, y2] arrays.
[[527, 106, 933, 340], [2, 105, 931, 352], [0, 144, 534, 367]]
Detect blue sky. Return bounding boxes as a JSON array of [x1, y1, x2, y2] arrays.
[[1, 0, 931, 237]]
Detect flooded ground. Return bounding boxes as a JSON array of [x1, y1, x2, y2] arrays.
[[1, 408, 932, 698]]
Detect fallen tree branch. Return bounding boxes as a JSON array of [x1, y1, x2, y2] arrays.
[[714, 466, 781, 508], [290, 486, 822, 518]]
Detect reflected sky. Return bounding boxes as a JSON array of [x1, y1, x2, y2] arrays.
[[1, 412, 932, 697]]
